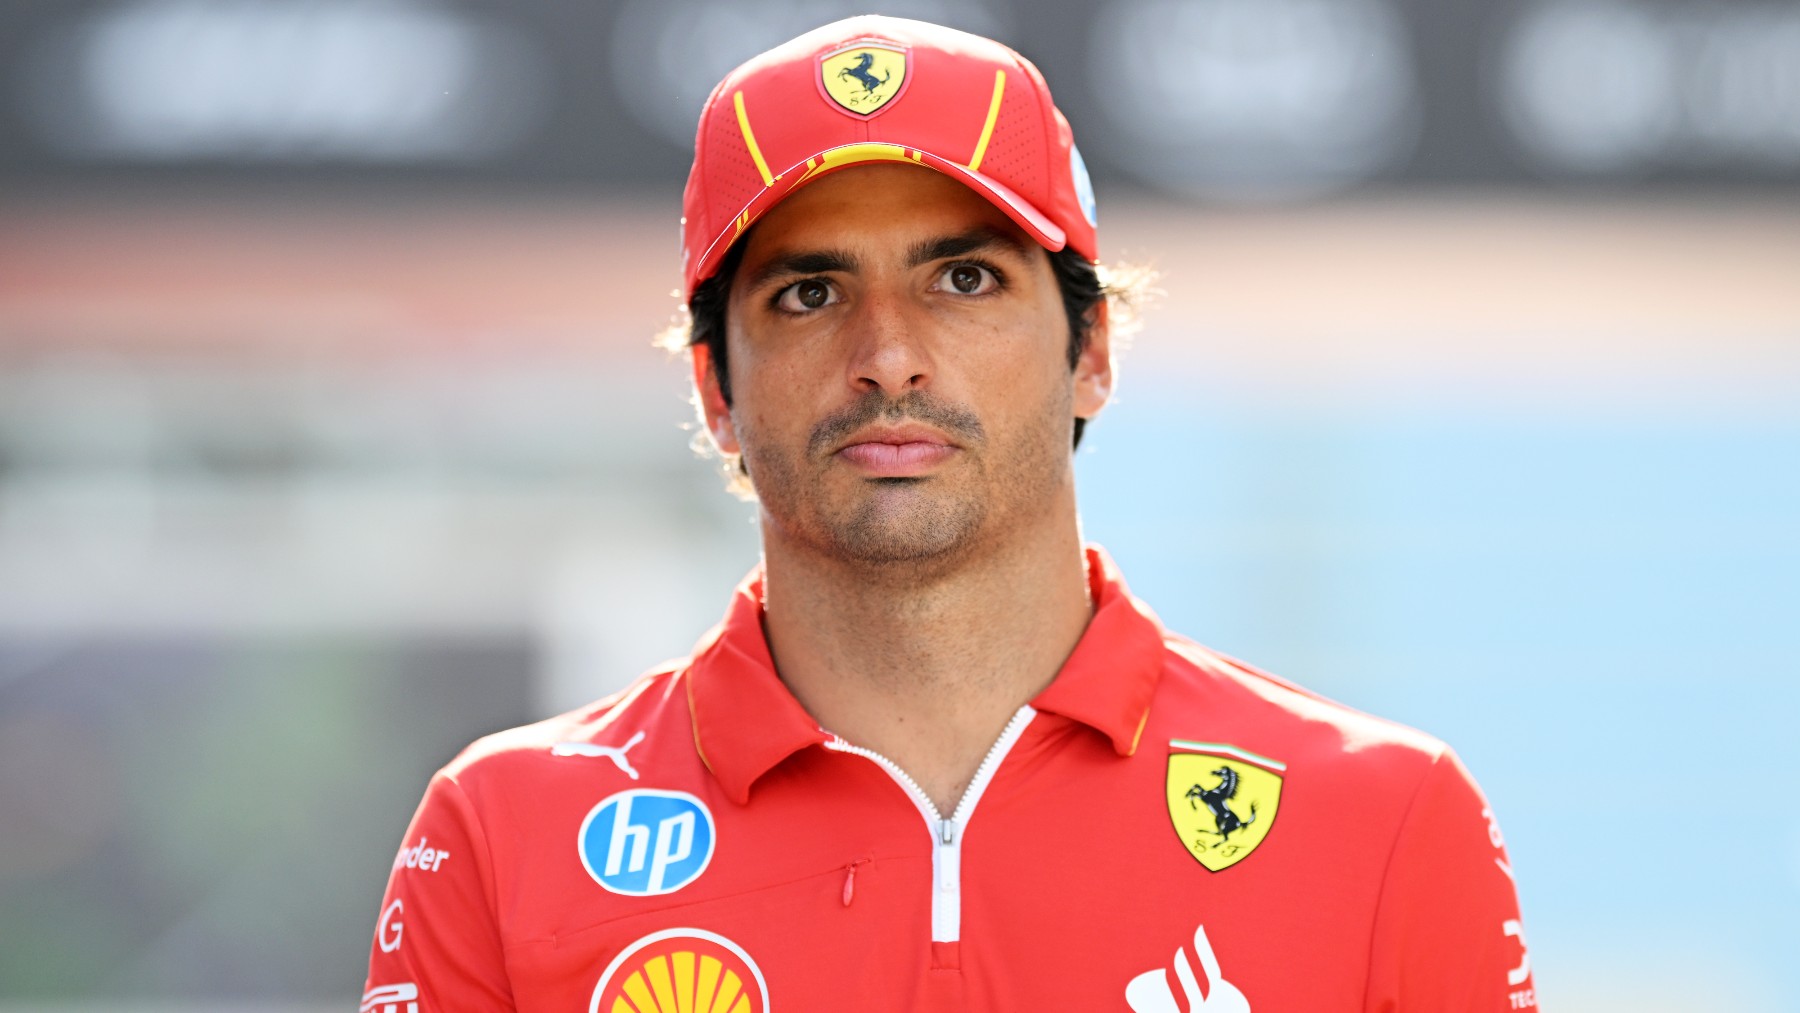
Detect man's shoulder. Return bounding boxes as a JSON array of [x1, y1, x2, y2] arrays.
[[436, 661, 696, 788], [1153, 632, 1448, 782]]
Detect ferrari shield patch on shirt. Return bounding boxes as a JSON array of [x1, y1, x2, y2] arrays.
[[1165, 740, 1285, 872]]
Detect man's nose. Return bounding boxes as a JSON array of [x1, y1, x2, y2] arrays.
[[844, 287, 933, 396]]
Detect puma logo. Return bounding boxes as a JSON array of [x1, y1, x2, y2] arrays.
[[552, 730, 646, 780]]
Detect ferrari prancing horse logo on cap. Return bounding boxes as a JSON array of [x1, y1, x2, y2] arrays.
[[1165, 740, 1284, 872], [820, 41, 907, 116]]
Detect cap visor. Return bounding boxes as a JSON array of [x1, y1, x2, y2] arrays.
[[692, 142, 1067, 290]]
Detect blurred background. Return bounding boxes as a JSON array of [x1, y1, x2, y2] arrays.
[[0, 0, 1796, 1009]]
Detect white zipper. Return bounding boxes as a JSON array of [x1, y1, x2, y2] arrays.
[[823, 704, 1036, 942]]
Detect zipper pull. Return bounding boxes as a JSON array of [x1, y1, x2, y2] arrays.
[[842, 859, 868, 907], [940, 819, 954, 845]]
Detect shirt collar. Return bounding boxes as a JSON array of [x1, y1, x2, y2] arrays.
[[686, 544, 1167, 804], [684, 570, 829, 806], [1028, 545, 1167, 757]]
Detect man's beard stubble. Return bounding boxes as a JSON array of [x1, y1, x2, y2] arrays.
[[743, 389, 988, 566], [739, 386, 1072, 568]]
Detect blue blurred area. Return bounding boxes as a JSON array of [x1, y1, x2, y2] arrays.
[[1080, 380, 1800, 1005]]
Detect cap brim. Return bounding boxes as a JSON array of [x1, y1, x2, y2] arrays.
[[691, 142, 1067, 293]]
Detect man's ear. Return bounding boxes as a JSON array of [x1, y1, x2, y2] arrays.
[[1072, 299, 1114, 421], [690, 343, 740, 455]]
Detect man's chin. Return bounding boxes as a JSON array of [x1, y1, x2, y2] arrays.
[[821, 497, 987, 567]]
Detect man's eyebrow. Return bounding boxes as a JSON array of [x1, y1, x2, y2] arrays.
[[743, 249, 860, 290], [907, 226, 1032, 267]]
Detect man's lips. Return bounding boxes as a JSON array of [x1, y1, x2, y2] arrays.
[[833, 425, 959, 477]]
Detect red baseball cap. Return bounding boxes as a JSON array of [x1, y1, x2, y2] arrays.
[[679, 16, 1099, 300]]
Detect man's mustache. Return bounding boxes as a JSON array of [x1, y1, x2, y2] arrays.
[[808, 390, 986, 455]]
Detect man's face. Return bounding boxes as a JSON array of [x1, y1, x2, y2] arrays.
[[696, 163, 1112, 566]]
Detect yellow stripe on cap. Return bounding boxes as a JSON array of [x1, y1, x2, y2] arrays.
[[793, 142, 920, 186], [966, 69, 1007, 172], [733, 90, 775, 187]]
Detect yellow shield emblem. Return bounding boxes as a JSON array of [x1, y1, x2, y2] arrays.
[[820, 42, 907, 116], [1165, 740, 1285, 872]]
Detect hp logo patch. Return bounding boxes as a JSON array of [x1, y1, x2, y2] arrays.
[[577, 789, 715, 896]]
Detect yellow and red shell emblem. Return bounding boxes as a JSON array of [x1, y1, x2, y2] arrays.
[[589, 928, 769, 1013]]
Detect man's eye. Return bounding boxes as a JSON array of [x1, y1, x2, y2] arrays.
[[938, 263, 998, 295], [776, 279, 838, 312]]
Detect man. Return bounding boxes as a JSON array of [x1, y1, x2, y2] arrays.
[[364, 16, 1535, 1012]]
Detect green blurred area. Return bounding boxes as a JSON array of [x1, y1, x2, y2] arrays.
[[0, 639, 531, 998]]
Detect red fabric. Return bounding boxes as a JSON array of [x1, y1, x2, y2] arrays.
[[680, 16, 1098, 299], [364, 547, 1536, 1012]]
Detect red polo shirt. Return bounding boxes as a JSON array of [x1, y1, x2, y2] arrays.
[[363, 547, 1536, 1012]]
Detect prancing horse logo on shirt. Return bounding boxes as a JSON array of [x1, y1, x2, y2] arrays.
[[1165, 740, 1284, 872]]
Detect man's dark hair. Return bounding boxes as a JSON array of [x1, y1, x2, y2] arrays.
[[685, 242, 1109, 450]]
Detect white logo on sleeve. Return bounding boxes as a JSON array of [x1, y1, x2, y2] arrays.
[[1503, 918, 1531, 986], [360, 982, 419, 1013], [1125, 923, 1251, 1013], [377, 899, 404, 953], [553, 730, 646, 780], [392, 836, 449, 873]]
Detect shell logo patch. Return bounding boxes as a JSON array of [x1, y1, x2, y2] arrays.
[[589, 928, 769, 1013], [1165, 740, 1285, 872], [819, 41, 907, 117]]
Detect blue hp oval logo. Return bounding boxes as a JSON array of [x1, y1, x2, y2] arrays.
[[577, 789, 715, 896]]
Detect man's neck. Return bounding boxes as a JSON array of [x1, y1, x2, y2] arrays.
[[760, 514, 1094, 816]]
